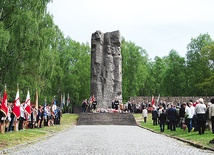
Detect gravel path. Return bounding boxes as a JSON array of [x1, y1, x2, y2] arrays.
[[6, 125, 214, 155]]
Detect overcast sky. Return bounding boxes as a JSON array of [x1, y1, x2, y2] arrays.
[[47, 0, 214, 60]]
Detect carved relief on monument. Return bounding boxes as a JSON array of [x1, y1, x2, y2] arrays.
[[91, 30, 122, 108]]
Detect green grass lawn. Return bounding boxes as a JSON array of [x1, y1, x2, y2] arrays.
[[134, 113, 214, 149], [0, 114, 78, 150]]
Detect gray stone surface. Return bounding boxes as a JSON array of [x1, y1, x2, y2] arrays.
[[91, 30, 122, 108], [77, 113, 137, 126], [6, 126, 213, 155]]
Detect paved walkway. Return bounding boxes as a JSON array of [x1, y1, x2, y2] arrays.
[[6, 125, 214, 155]]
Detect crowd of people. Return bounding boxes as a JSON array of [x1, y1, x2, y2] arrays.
[[80, 96, 214, 135], [149, 98, 214, 134], [0, 101, 62, 134], [81, 98, 129, 113]]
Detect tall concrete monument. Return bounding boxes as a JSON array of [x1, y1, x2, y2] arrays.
[[91, 30, 122, 108]]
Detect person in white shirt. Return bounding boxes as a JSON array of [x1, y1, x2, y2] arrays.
[[142, 107, 148, 123], [209, 98, 214, 133], [195, 98, 207, 135], [189, 102, 195, 131], [19, 102, 26, 130], [185, 102, 194, 132]]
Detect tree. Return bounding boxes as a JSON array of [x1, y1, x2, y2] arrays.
[[149, 56, 167, 96], [121, 38, 149, 101], [197, 41, 214, 95], [186, 34, 213, 95], [162, 50, 186, 96]]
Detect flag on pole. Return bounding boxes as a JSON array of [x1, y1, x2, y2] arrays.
[[157, 94, 160, 105], [89, 95, 94, 104], [44, 99, 47, 119], [24, 90, 31, 115], [35, 89, 38, 110], [0, 85, 8, 116], [151, 96, 155, 107], [13, 88, 21, 118], [52, 97, 57, 114], [63, 93, 65, 106], [66, 93, 70, 106], [60, 93, 65, 110], [60, 94, 64, 110]]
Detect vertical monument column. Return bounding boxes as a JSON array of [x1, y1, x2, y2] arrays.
[[91, 30, 122, 108], [91, 31, 104, 105]]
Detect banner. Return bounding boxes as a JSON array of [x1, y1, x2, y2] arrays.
[[67, 93, 70, 106], [151, 96, 155, 106], [25, 90, 31, 115], [13, 89, 21, 118], [0, 89, 8, 116]]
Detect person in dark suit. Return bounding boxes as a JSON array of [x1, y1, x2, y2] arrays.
[[152, 108, 158, 125], [92, 100, 97, 111], [167, 104, 177, 131], [159, 109, 167, 132], [111, 100, 115, 109], [114, 99, 119, 110], [81, 99, 87, 113], [128, 101, 132, 113]]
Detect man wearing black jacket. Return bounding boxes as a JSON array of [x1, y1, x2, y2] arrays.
[[167, 105, 178, 131]]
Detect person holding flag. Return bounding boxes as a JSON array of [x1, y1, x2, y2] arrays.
[[24, 90, 31, 129], [13, 84, 21, 131], [19, 101, 26, 130], [0, 84, 8, 133], [151, 96, 155, 107], [24, 90, 31, 115]]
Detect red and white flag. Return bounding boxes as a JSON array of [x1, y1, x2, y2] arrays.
[[66, 93, 70, 106], [13, 89, 21, 118], [151, 96, 155, 106], [1, 89, 8, 116], [24, 90, 31, 115], [91, 95, 95, 102]]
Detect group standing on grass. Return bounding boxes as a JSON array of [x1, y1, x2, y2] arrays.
[[0, 102, 62, 134], [150, 98, 214, 134], [0, 87, 62, 134], [80, 95, 214, 135]]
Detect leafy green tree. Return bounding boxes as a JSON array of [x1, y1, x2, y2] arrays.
[[197, 41, 214, 95], [186, 34, 213, 95], [121, 38, 149, 101], [149, 56, 167, 96], [0, 0, 52, 100], [60, 38, 90, 105], [162, 50, 186, 96]]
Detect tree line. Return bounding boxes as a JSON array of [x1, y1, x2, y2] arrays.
[[1, 1, 214, 105]]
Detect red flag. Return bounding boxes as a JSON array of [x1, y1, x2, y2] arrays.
[[89, 95, 94, 104], [91, 95, 95, 102], [0, 90, 8, 116], [13, 89, 21, 118], [24, 90, 31, 115], [151, 96, 155, 106]]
